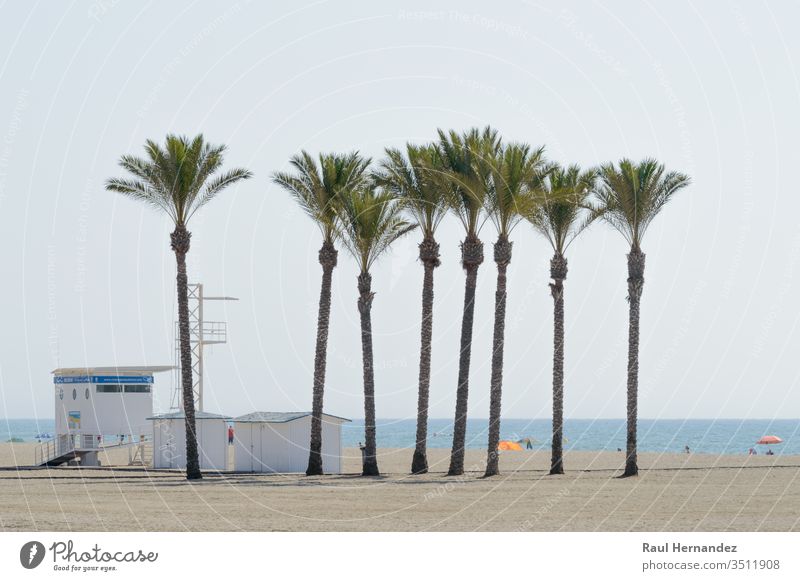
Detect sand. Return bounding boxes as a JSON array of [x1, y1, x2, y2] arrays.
[[1, 442, 799, 531]]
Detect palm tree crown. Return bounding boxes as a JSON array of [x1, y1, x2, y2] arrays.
[[375, 144, 448, 240], [436, 126, 501, 237], [485, 142, 548, 236], [593, 158, 690, 249], [337, 187, 416, 271], [272, 151, 371, 243], [106, 134, 252, 225], [527, 164, 598, 254]]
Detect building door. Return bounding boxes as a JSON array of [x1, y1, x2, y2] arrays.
[[250, 424, 257, 472]]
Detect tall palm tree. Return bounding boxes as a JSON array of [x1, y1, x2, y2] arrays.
[[272, 152, 370, 476], [337, 186, 415, 476], [594, 159, 690, 477], [435, 127, 501, 476], [483, 142, 547, 477], [106, 134, 252, 480], [374, 144, 448, 474], [526, 164, 597, 475]]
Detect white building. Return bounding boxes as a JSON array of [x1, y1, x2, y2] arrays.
[[41, 366, 172, 466], [233, 412, 350, 474], [149, 411, 230, 471]]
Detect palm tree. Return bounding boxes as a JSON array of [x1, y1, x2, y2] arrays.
[[374, 144, 447, 474], [594, 159, 690, 477], [106, 134, 252, 480], [483, 143, 547, 477], [337, 185, 415, 476], [526, 164, 597, 475], [272, 152, 371, 476], [435, 127, 501, 476]]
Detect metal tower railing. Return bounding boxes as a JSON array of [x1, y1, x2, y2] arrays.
[[171, 283, 237, 412]]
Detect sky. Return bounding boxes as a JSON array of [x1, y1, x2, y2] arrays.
[[1, 0, 799, 422]]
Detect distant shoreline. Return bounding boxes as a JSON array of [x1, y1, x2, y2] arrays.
[[5, 417, 798, 455]]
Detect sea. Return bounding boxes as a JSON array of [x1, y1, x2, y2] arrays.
[[5, 417, 800, 455]]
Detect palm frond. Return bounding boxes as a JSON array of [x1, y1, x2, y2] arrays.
[[188, 167, 253, 221], [105, 177, 178, 222]]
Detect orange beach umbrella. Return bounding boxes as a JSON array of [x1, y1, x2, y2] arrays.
[[756, 435, 783, 445], [498, 440, 523, 451]]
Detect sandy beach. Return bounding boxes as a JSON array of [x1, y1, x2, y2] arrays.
[[1, 443, 799, 532]]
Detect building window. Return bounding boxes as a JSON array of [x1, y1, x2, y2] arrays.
[[124, 385, 151, 393], [96, 385, 123, 393], [72, 388, 77, 400], [59, 388, 64, 400], [85, 388, 90, 399]]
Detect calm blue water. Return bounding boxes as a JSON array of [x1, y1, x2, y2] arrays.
[[344, 418, 800, 456], [2, 418, 56, 441], [5, 418, 800, 455]]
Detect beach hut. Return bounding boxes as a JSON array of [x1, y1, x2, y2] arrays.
[[148, 411, 230, 470], [232, 412, 350, 474]]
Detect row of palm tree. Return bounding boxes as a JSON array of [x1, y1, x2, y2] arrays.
[[106, 129, 689, 481]]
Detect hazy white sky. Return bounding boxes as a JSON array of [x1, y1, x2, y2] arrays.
[[1, 0, 799, 421]]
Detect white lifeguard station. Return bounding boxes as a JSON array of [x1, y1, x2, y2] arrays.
[[232, 412, 350, 474], [37, 366, 172, 466]]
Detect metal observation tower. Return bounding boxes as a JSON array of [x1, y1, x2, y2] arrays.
[[171, 283, 237, 412]]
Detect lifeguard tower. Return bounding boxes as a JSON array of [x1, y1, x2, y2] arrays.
[[36, 366, 172, 466]]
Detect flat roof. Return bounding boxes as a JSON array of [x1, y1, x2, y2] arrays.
[[147, 411, 232, 420], [53, 366, 174, 375], [233, 411, 351, 424]]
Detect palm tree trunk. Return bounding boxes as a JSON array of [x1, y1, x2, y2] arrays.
[[448, 235, 484, 476], [171, 225, 201, 481], [623, 248, 645, 477], [411, 236, 440, 475], [484, 236, 512, 477], [357, 272, 379, 476], [549, 253, 568, 475], [306, 241, 337, 476]]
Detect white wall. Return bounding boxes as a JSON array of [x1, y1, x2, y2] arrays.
[[233, 416, 344, 474], [152, 419, 228, 471], [54, 382, 152, 437], [320, 420, 342, 474]]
